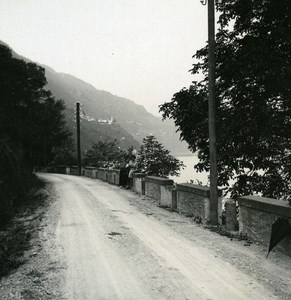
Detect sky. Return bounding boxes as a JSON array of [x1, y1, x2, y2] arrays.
[[0, 0, 209, 116]]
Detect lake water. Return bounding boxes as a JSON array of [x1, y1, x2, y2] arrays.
[[170, 155, 209, 185]]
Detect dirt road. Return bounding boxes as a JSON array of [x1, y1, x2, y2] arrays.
[[36, 173, 289, 300]]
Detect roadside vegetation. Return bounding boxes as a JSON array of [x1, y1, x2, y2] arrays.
[[0, 44, 72, 226], [2, 0, 290, 280], [83, 135, 184, 178], [0, 176, 48, 278], [83, 140, 134, 169], [159, 0, 291, 201], [136, 135, 184, 177]]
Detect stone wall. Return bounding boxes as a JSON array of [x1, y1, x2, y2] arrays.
[[107, 169, 123, 185], [97, 168, 107, 181], [238, 196, 291, 256], [176, 183, 222, 224], [99, 169, 127, 186], [84, 167, 97, 179], [145, 176, 173, 207], [53, 165, 127, 185], [132, 173, 146, 195], [70, 166, 80, 176], [106, 169, 116, 184], [56, 165, 67, 174]]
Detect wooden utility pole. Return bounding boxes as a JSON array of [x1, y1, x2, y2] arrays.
[[208, 0, 218, 224], [76, 102, 82, 176]]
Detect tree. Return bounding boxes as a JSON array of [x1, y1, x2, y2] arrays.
[[0, 44, 72, 223], [83, 140, 128, 168], [0, 140, 31, 225], [50, 137, 76, 166], [137, 135, 184, 177], [0, 44, 71, 169], [159, 0, 291, 200]]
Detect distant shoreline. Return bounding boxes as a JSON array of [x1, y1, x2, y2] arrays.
[[175, 153, 197, 157]]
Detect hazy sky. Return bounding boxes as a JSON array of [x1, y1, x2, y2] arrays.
[[0, 0, 208, 116]]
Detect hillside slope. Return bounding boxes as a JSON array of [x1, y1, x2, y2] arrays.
[[3, 40, 190, 154], [44, 68, 189, 154]]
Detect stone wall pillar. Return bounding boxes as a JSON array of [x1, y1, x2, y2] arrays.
[[225, 198, 237, 231]]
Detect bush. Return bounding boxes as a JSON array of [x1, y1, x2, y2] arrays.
[[0, 140, 31, 226], [137, 135, 184, 177]]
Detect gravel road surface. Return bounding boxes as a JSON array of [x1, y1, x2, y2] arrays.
[[1, 173, 290, 299]]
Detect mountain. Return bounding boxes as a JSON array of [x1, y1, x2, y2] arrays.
[[44, 66, 141, 151], [44, 68, 190, 154], [2, 41, 190, 155]]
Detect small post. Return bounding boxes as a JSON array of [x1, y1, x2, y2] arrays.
[[76, 102, 81, 176]]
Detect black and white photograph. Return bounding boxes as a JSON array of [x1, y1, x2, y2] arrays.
[[0, 0, 290, 299]]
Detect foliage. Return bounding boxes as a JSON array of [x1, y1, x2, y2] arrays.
[[159, 0, 291, 200], [50, 137, 76, 166], [83, 140, 130, 168], [137, 135, 184, 177], [0, 44, 72, 224], [0, 176, 47, 276], [0, 139, 31, 225], [0, 44, 71, 169]]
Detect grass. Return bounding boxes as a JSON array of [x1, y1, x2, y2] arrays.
[[0, 176, 47, 278]]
